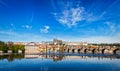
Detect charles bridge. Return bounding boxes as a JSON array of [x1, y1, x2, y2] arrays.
[[63, 46, 120, 54]]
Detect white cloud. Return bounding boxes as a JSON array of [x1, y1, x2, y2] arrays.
[[0, 30, 17, 36], [10, 23, 16, 29], [80, 36, 120, 43], [54, 7, 85, 28], [52, 0, 85, 28], [40, 26, 50, 33], [57, 36, 120, 43], [22, 25, 32, 29], [57, 7, 84, 27], [30, 12, 34, 23], [10, 23, 14, 26], [0, 30, 49, 42], [52, 1, 109, 27], [104, 21, 115, 33], [0, 30, 120, 43]]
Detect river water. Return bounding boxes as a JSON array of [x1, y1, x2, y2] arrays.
[[0, 53, 120, 71]]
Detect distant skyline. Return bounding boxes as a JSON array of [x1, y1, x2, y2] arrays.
[[0, 0, 120, 43]]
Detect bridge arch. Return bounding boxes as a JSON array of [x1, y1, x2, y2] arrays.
[[101, 49, 106, 54], [72, 49, 75, 53], [78, 49, 81, 53], [84, 49, 87, 53], [113, 48, 120, 54], [92, 49, 96, 54], [64, 49, 66, 52]]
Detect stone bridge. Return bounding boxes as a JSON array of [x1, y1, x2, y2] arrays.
[[63, 46, 120, 54]]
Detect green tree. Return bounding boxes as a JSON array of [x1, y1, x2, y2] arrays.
[[0, 41, 8, 52], [0, 41, 25, 53], [18, 45, 25, 51]]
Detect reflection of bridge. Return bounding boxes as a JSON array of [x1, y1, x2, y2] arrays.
[[24, 54, 120, 61], [64, 46, 120, 54]]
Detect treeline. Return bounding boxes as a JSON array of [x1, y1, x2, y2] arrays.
[[0, 41, 25, 53], [89, 43, 120, 47]]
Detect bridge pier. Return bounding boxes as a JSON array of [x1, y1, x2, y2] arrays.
[[103, 49, 109, 54], [69, 49, 72, 53], [108, 50, 114, 54], [93, 49, 99, 54], [87, 50, 93, 54], [80, 49, 87, 53], [74, 49, 78, 53]]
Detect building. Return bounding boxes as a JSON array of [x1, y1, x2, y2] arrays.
[[53, 38, 63, 45], [6, 41, 14, 48], [13, 42, 25, 45], [65, 42, 88, 46], [25, 42, 40, 54]]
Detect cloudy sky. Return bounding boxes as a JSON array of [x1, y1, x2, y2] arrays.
[[0, 0, 120, 43]]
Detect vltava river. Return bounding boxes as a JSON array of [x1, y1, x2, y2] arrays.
[[0, 53, 120, 71]]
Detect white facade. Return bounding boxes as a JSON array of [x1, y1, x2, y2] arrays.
[[25, 42, 40, 54]]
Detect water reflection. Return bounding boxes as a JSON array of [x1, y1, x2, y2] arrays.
[[0, 53, 120, 62], [0, 54, 24, 62], [0, 53, 120, 71]]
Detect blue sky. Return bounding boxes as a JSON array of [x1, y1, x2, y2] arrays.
[[0, 0, 120, 43]]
